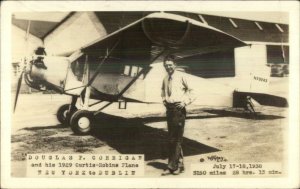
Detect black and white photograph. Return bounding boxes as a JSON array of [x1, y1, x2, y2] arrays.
[[1, 1, 299, 188]]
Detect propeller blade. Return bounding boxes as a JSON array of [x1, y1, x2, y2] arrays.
[[14, 71, 24, 112]]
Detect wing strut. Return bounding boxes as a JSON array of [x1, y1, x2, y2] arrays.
[[117, 49, 166, 99], [94, 102, 114, 116], [117, 66, 151, 98], [87, 39, 121, 86]]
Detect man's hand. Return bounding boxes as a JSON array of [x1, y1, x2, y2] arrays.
[[163, 100, 168, 107], [175, 102, 186, 109]]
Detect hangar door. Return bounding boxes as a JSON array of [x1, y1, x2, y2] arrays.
[[176, 50, 235, 78], [267, 45, 289, 64]]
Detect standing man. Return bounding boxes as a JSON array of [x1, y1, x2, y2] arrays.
[[161, 54, 195, 175]]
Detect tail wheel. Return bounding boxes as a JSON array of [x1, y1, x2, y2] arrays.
[[70, 110, 94, 135], [56, 104, 77, 125]]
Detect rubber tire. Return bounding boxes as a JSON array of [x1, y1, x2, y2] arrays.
[[57, 104, 71, 124], [70, 110, 94, 135], [57, 104, 78, 125]]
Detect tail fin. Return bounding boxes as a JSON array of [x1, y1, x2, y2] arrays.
[[235, 45, 271, 93], [247, 69, 270, 93]]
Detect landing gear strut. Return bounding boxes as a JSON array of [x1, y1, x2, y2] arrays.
[[244, 96, 257, 119], [245, 96, 256, 114], [56, 96, 78, 125]]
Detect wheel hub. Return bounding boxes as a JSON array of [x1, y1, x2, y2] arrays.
[[63, 110, 68, 118], [78, 117, 90, 129]]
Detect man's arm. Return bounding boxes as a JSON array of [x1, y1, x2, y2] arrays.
[[181, 76, 197, 106], [161, 79, 167, 106]]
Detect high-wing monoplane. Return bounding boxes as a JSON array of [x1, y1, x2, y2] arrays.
[[14, 13, 288, 135]]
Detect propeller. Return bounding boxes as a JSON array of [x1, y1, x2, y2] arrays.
[[14, 71, 24, 112]]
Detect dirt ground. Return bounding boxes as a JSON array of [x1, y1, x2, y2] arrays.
[[11, 78, 288, 177]]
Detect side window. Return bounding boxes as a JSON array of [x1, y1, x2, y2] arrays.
[[131, 66, 139, 77], [123, 65, 131, 76], [123, 65, 144, 79], [71, 59, 85, 81]]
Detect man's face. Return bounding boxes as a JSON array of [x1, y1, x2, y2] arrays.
[[164, 60, 176, 75]]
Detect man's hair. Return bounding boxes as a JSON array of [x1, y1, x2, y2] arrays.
[[163, 54, 176, 64]]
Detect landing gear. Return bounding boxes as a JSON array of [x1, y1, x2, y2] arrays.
[[56, 96, 78, 125], [245, 96, 256, 114], [70, 110, 94, 135], [58, 87, 114, 135], [56, 104, 78, 125], [57, 104, 71, 124], [245, 96, 257, 118], [69, 86, 94, 135]]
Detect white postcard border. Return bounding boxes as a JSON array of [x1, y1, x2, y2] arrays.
[[1, 1, 299, 188]]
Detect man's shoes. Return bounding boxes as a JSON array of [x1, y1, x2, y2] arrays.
[[171, 167, 185, 175], [161, 169, 173, 176], [172, 169, 180, 175], [162, 167, 185, 176], [179, 166, 185, 173]]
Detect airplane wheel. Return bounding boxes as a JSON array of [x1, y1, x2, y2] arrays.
[[70, 110, 94, 135], [57, 104, 77, 125]]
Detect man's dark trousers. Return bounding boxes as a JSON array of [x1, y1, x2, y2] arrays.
[[166, 103, 186, 171]]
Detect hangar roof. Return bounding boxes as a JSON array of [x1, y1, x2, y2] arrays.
[[168, 11, 288, 43], [200, 14, 288, 43], [12, 18, 58, 39], [12, 12, 71, 39]]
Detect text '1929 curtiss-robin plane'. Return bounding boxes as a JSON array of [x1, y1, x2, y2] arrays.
[[14, 12, 288, 135]]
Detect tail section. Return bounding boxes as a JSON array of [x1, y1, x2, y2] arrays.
[[233, 91, 288, 108], [233, 45, 288, 108], [234, 44, 271, 94]]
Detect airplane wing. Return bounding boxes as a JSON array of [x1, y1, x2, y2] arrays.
[[75, 12, 247, 102], [81, 12, 247, 60]]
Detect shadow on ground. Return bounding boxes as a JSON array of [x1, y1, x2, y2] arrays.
[[91, 113, 219, 161], [23, 124, 68, 130], [202, 109, 285, 120], [147, 162, 166, 171], [14, 112, 220, 161], [13, 107, 284, 162]]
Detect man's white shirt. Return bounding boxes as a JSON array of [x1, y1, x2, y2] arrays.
[[161, 70, 196, 105]]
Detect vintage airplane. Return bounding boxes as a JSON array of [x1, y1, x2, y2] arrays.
[[14, 12, 288, 135]]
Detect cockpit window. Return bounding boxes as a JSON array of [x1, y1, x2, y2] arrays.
[[70, 56, 85, 81], [123, 65, 130, 75], [123, 65, 144, 79]]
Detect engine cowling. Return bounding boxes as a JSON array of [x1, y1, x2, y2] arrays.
[[24, 55, 69, 92]]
